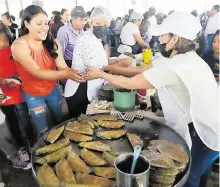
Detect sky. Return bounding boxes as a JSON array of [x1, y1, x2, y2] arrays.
[[0, 0, 219, 19]]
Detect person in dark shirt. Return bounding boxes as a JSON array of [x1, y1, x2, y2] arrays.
[[51, 8, 69, 38], [202, 30, 219, 82], [1, 12, 18, 37]]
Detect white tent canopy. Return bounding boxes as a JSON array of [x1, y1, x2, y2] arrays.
[[0, 0, 219, 19]]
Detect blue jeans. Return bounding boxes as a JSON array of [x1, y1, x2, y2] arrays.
[[23, 84, 62, 138], [184, 124, 219, 187], [206, 34, 214, 52]]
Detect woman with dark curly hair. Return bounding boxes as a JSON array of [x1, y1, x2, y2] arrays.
[[11, 5, 84, 138]]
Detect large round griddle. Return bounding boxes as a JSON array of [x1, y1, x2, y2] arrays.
[[31, 115, 191, 187]]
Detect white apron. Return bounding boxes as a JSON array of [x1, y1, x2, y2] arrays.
[[158, 87, 192, 148], [64, 30, 108, 102], [158, 52, 219, 151]]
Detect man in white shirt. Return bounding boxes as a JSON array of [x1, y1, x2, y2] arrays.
[[205, 5, 220, 50]]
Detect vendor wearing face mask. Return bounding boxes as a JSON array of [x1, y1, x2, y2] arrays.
[[63, 6, 112, 118], [84, 12, 219, 187]]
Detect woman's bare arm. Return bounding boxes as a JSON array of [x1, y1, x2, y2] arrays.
[[84, 69, 154, 90], [103, 63, 153, 77], [12, 40, 83, 82], [101, 72, 153, 89]]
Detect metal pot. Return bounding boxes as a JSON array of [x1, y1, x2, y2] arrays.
[[115, 153, 150, 187], [113, 88, 136, 112]]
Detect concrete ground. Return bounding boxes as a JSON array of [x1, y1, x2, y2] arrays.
[[0, 150, 38, 187]]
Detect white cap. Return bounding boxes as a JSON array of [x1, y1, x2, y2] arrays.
[[130, 12, 144, 21], [90, 6, 111, 21], [149, 11, 202, 40]]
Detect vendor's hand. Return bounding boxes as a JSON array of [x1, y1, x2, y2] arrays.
[[64, 68, 85, 83], [83, 67, 103, 80]]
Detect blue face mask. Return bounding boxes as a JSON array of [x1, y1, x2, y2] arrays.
[[93, 26, 110, 45]]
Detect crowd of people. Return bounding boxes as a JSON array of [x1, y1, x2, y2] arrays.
[[0, 3, 219, 187]]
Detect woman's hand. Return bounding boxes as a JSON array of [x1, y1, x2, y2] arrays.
[[83, 67, 103, 80], [64, 68, 85, 83]]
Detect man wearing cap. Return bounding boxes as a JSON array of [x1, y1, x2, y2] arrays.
[[57, 6, 87, 68], [85, 12, 219, 187], [117, 12, 149, 54]]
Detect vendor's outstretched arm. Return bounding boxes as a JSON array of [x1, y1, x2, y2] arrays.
[[103, 64, 152, 77], [84, 69, 154, 90], [101, 72, 153, 89]]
